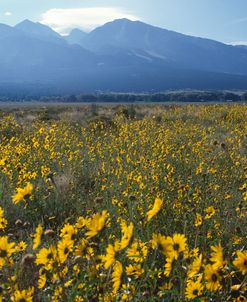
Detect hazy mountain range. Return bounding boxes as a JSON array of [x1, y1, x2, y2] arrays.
[[0, 18, 247, 96]]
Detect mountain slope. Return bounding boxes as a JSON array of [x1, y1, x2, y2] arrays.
[[80, 18, 247, 76], [65, 28, 87, 45], [15, 19, 66, 45], [0, 25, 99, 84]]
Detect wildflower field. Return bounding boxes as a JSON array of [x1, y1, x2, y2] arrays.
[[0, 104, 246, 301]]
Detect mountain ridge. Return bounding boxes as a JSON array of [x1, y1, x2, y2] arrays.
[[0, 18, 247, 95], [15, 19, 66, 45]]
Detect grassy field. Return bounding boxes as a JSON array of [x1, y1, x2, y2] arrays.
[[0, 103, 246, 301]]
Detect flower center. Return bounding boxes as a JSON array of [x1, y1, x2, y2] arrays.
[[47, 253, 53, 260], [211, 273, 218, 282], [0, 250, 7, 258]]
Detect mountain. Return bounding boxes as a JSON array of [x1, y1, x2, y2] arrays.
[[235, 45, 247, 50], [80, 19, 247, 76], [0, 23, 21, 38], [0, 18, 247, 96], [65, 28, 87, 45], [15, 19, 66, 45], [0, 23, 99, 85]]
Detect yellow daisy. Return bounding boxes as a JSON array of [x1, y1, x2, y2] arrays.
[[204, 264, 222, 291], [185, 276, 203, 300], [0, 236, 15, 268], [170, 233, 187, 259], [233, 250, 247, 275], [11, 287, 34, 302], [33, 224, 43, 250], [57, 238, 74, 263], [187, 254, 202, 279], [147, 197, 163, 221], [85, 210, 108, 239], [112, 261, 123, 294], [210, 244, 226, 269], [12, 182, 33, 204], [102, 244, 116, 269]]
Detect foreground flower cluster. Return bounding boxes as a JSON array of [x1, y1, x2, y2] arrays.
[[0, 104, 246, 301], [0, 204, 246, 301]]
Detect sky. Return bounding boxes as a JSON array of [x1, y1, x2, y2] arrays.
[[0, 0, 247, 44]]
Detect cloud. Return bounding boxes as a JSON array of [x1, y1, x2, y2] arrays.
[[4, 11, 12, 17], [40, 7, 140, 35]]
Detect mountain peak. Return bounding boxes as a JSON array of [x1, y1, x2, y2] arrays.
[[104, 18, 140, 27], [16, 19, 55, 32], [17, 19, 34, 25], [112, 18, 133, 23], [15, 19, 65, 44], [70, 28, 87, 34], [15, 19, 43, 30], [65, 28, 87, 45]]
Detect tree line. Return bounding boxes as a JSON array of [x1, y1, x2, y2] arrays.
[[0, 91, 247, 103]]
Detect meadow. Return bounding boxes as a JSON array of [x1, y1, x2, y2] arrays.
[[0, 103, 246, 301]]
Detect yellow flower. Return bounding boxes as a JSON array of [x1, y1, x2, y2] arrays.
[[102, 244, 116, 269], [235, 296, 247, 302], [112, 261, 123, 294], [164, 256, 174, 277], [12, 182, 33, 204], [185, 276, 203, 300], [147, 197, 163, 221], [57, 239, 74, 263], [233, 250, 247, 275], [85, 210, 108, 239], [0, 207, 7, 230], [51, 286, 63, 302], [74, 239, 87, 257], [75, 296, 84, 302], [11, 287, 34, 302], [204, 206, 216, 219], [126, 264, 144, 278], [195, 213, 203, 227], [0, 217, 8, 230], [116, 221, 134, 251], [189, 248, 199, 258], [15, 241, 27, 252], [38, 273, 46, 289], [35, 246, 56, 270], [33, 224, 43, 250], [151, 233, 173, 257], [75, 216, 87, 229], [64, 279, 74, 287], [0, 236, 15, 268], [170, 233, 187, 259], [204, 264, 222, 291], [127, 240, 148, 263], [60, 223, 77, 241], [210, 244, 226, 269], [187, 254, 202, 279]]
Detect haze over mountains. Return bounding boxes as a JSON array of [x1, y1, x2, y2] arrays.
[[0, 18, 247, 96]]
